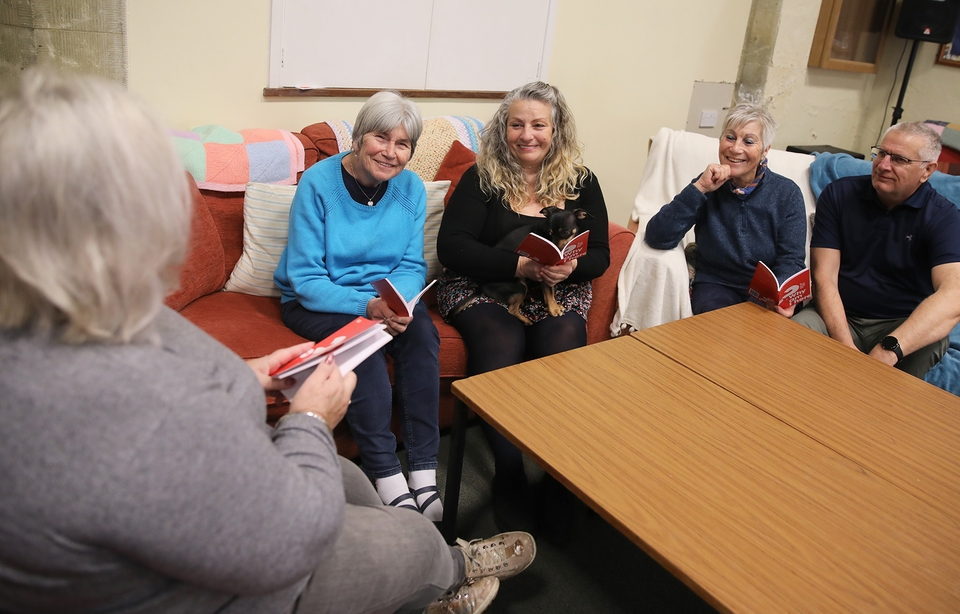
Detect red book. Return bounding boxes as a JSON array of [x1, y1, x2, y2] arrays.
[[371, 278, 437, 317], [747, 261, 812, 310], [514, 230, 590, 265], [269, 316, 391, 398]]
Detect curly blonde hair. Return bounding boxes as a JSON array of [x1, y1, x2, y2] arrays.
[[477, 81, 587, 211]]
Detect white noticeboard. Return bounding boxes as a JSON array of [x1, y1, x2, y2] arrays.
[[269, 0, 557, 92]]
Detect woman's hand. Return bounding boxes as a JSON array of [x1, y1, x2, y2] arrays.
[[246, 342, 316, 392], [540, 259, 577, 286], [366, 297, 409, 336], [775, 303, 797, 318], [290, 357, 356, 429], [516, 256, 543, 281], [694, 163, 731, 194], [517, 256, 577, 286]]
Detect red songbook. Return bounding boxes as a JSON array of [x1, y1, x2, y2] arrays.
[[371, 278, 437, 317], [514, 230, 590, 265], [269, 316, 391, 398], [747, 261, 812, 310]]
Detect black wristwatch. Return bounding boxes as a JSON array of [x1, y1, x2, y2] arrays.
[[881, 336, 903, 363]]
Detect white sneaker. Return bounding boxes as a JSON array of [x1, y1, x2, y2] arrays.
[[456, 531, 536, 581], [423, 576, 499, 614]]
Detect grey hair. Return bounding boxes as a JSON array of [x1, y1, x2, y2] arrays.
[[883, 121, 942, 162], [722, 103, 777, 152], [352, 90, 423, 156], [0, 69, 191, 343]]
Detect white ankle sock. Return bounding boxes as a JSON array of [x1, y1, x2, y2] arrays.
[[409, 469, 444, 522], [376, 473, 414, 508]]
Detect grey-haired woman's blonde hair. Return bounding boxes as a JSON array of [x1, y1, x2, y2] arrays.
[[477, 81, 588, 211], [352, 90, 423, 157], [0, 69, 191, 343]]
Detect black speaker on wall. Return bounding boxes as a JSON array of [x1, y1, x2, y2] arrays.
[[895, 0, 960, 43]]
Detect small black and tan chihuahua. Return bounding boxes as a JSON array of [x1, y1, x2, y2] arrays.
[[452, 206, 592, 324]]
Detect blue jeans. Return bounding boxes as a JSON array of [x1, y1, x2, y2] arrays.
[[691, 281, 760, 315], [281, 300, 441, 478]]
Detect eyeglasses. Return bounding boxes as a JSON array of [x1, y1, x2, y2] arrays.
[[870, 146, 932, 168]]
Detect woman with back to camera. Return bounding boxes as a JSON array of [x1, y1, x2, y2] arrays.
[[0, 69, 534, 614], [644, 103, 806, 316], [436, 81, 610, 541], [274, 91, 446, 521]]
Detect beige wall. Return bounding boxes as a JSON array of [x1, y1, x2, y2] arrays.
[[125, 0, 960, 223], [757, 0, 960, 158], [127, 0, 751, 225], [861, 19, 960, 153], [764, 0, 877, 153]]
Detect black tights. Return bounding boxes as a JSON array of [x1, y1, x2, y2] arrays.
[[451, 303, 587, 478]]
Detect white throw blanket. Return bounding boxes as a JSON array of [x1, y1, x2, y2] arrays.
[[611, 127, 817, 335]]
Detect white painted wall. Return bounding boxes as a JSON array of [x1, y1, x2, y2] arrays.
[[127, 0, 752, 225]]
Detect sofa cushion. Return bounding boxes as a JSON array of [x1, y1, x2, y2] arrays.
[[434, 140, 477, 206], [301, 121, 351, 160], [179, 291, 308, 360], [224, 183, 298, 297], [165, 177, 227, 311], [407, 117, 465, 182], [423, 180, 451, 283]]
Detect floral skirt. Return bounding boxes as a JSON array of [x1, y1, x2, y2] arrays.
[[436, 267, 592, 324]]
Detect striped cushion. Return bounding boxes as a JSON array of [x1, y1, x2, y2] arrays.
[[423, 180, 451, 282], [224, 182, 297, 297]]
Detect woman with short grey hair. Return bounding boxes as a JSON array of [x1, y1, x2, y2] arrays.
[[274, 90, 444, 521], [0, 69, 533, 614], [644, 102, 807, 316]]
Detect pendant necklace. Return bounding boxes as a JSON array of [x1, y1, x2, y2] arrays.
[[350, 154, 383, 205]]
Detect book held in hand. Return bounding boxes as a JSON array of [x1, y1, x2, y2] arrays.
[[269, 316, 392, 398], [747, 261, 811, 310], [514, 230, 589, 265], [371, 278, 437, 317]]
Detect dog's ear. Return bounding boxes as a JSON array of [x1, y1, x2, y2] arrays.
[[573, 208, 594, 220], [540, 206, 557, 217]]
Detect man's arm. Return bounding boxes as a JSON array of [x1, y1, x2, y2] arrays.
[[868, 262, 960, 365], [811, 247, 857, 349]]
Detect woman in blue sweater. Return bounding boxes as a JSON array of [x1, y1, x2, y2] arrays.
[[274, 92, 444, 522], [644, 103, 806, 316]]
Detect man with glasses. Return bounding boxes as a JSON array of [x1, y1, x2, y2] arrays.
[[793, 122, 960, 378]]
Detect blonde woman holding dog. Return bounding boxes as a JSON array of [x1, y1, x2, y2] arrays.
[[436, 81, 610, 543]]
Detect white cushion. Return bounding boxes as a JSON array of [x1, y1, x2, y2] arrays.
[[224, 182, 297, 297], [422, 180, 451, 282]]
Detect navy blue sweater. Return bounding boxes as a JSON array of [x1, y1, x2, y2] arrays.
[[644, 169, 806, 290]]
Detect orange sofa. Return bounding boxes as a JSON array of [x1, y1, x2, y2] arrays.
[[164, 121, 636, 459]]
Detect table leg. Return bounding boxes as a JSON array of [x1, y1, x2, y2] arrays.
[[441, 398, 469, 544]]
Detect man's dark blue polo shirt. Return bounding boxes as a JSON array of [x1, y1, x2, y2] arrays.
[[811, 175, 960, 319]]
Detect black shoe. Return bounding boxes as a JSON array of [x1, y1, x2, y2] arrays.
[[535, 474, 577, 546], [491, 473, 538, 534]]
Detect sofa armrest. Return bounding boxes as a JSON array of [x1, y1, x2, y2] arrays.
[[586, 222, 636, 344]]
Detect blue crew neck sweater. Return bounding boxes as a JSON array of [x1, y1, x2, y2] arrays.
[[275, 152, 428, 315], [644, 168, 807, 290]]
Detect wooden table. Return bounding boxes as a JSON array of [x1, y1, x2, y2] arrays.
[[441, 303, 960, 613]]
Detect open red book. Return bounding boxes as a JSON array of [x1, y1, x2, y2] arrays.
[[514, 230, 589, 265], [747, 261, 811, 310], [269, 316, 391, 398], [371, 278, 437, 317]]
